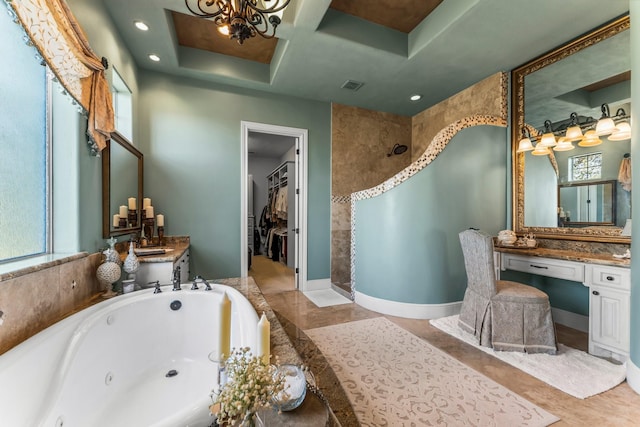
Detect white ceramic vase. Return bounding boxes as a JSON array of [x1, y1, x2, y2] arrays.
[[123, 241, 139, 275]]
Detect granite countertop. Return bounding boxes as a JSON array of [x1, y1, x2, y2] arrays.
[[494, 246, 631, 267], [118, 236, 190, 264], [216, 277, 343, 426]]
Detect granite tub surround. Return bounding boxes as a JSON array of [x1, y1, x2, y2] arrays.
[[0, 252, 89, 282], [274, 310, 358, 427], [0, 252, 103, 355], [217, 277, 344, 425], [216, 277, 303, 367]]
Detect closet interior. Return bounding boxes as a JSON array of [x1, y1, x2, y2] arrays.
[[262, 161, 295, 268], [247, 131, 296, 273]]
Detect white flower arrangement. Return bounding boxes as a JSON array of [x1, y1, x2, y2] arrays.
[[211, 347, 288, 426]]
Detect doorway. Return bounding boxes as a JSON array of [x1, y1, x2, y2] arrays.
[[240, 121, 308, 290]]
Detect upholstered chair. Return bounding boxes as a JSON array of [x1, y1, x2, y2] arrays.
[[458, 229, 557, 354]]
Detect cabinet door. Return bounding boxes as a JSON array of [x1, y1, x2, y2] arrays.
[[136, 262, 173, 287], [590, 285, 630, 352]]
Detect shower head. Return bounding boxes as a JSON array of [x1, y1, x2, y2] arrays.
[[387, 143, 408, 156]]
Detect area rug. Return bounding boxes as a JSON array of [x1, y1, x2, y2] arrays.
[[303, 289, 352, 307], [430, 315, 627, 399], [305, 317, 559, 426]]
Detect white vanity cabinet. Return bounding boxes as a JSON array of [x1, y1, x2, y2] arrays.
[[497, 251, 630, 361], [136, 249, 190, 287], [585, 265, 630, 362]]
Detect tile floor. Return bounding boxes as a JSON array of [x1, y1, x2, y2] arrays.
[[249, 255, 640, 426]]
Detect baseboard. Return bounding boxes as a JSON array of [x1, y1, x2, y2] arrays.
[[330, 284, 352, 300], [628, 358, 640, 396], [354, 291, 461, 319], [551, 308, 588, 333], [302, 278, 332, 292]]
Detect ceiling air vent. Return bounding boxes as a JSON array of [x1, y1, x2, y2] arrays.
[[341, 80, 364, 91]]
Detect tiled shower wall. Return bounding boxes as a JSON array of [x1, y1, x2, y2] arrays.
[[0, 253, 103, 355], [330, 72, 508, 288], [331, 104, 412, 286]]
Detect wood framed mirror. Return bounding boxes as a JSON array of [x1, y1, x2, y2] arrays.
[[511, 14, 630, 243], [557, 179, 616, 227], [102, 131, 143, 238]]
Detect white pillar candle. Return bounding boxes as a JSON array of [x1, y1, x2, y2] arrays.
[[257, 312, 270, 365], [128, 197, 136, 210], [145, 205, 154, 219], [217, 291, 232, 362], [156, 214, 164, 227], [119, 205, 128, 218], [113, 214, 120, 227], [143, 198, 152, 209]]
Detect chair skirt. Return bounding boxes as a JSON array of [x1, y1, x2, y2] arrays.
[[458, 281, 557, 354]]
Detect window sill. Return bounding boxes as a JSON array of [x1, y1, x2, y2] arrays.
[[0, 252, 88, 282]]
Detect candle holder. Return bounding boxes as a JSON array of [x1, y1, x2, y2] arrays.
[[144, 218, 155, 244], [128, 209, 138, 227], [141, 208, 146, 222], [118, 217, 127, 228], [157, 226, 165, 246]]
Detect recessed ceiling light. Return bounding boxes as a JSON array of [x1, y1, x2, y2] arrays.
[[410, 94, 422, 101], [148, 54, 160, 62], [134, 20, 149, 31]]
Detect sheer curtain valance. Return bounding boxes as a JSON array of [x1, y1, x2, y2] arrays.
[[8, 0, 114, 153]]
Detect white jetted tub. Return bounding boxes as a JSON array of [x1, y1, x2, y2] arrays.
[[0, 284, 258, 427]]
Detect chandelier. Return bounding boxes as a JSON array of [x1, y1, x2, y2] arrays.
[[185, 0, 291, 44]]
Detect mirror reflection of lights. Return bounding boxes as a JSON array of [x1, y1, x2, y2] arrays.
[[521, 104, 631, 156]]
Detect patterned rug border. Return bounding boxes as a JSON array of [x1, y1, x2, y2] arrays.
[[306, 317, 559, 426]]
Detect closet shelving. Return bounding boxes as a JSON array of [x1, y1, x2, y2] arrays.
[[265, 161, 295, 268], [267, 161, 291, 196]]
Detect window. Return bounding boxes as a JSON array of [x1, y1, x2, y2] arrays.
[[111, 67, 133, 141], [570, 152, 602, 181], [0, 5, 50, 262]]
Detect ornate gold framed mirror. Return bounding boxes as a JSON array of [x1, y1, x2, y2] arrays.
[[511, 14, 630, 243]]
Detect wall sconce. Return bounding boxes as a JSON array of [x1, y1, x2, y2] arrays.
[[517, 128, 535, 152], [522, 103, 631, 156], [538, 120, 557, 147], [595, 103, 616, 136], [609, 108, 631, 141], [553, 137, 575, 152], [578, 130, 602, 147], [610, 122, 631, 141], [564, 112, 584, 142]]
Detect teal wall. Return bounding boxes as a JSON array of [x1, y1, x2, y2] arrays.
[[354, 125, 508, 304], [138, 71, 331, 280]]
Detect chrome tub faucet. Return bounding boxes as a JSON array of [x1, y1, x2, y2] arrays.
[[172, 267, 182, 291]]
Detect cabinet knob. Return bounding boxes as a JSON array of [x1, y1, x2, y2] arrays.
[[606, 276, 614, 281], [592, 290, 600, 296]]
